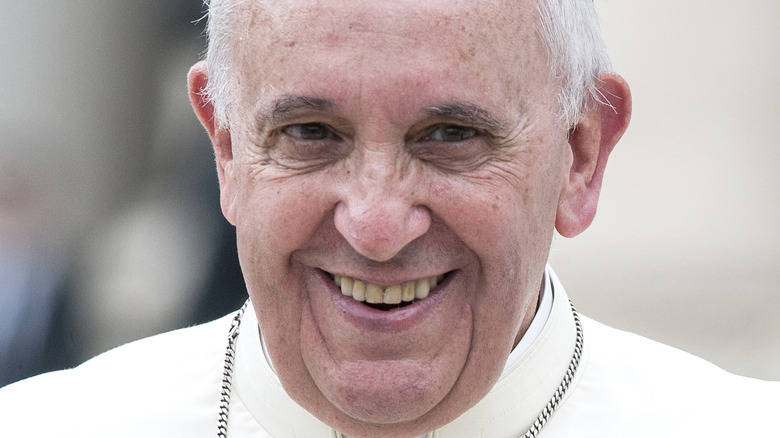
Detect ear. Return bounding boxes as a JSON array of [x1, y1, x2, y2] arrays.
[[555, 73, 632, 237], [188, 61, 237, 225]]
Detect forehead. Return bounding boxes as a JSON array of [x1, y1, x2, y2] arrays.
[[234, 0, 536, 37], [229, 0, 551, 120]]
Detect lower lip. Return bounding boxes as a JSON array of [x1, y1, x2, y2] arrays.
[[316, 269, 454, 333]]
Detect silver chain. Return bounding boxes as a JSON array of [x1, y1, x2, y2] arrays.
[[216, 300, 583, 438], [522, 300, 583, 438], [217, 300, 248, 438]]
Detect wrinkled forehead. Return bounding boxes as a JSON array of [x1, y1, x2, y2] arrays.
[[230, 0, 542, 62], [224, 0, 556, 126]]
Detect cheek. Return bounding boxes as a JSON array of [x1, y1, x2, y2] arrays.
[[428, 171, 557, 264], [425, 152, 563, 315], [234, 169, 331, 256], [232, 170, 332, 370], [231, 165, 336, 329]]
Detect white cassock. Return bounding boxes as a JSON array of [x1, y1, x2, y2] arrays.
[[1, 266, 778, 437]]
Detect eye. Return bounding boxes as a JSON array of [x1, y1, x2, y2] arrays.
[[283, 123, 337, 140], [425, 124, 477, 142]]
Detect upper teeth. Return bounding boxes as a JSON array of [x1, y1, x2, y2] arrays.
[[333, 274, 444, 304]]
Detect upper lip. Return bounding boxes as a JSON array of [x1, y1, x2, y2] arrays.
[[321, 268, 449, 287]]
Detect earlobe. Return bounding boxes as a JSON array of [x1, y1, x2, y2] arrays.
[[555, 73, 632, 237], [188, 61, 238, 225]]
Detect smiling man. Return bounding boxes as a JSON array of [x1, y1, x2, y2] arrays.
[[1, 0, 778, 437], [189, 0, 611, 435]]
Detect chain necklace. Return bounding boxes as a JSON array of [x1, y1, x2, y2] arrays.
[[216, 300, 248, 438], [216, 300, 584, 438]]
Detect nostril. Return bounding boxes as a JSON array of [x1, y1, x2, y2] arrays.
[[333, 200, 432, 263]]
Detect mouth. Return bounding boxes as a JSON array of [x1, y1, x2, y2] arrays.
[[328, 272, 447, 311]]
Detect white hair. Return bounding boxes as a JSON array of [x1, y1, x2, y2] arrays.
[[203, 0, 239, 128], [202, 0, 612, 128], [535, 0, 613, 125]]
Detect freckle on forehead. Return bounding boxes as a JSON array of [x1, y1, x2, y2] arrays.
[[232, 0, 551, 114], [240, 0, 529, 34]]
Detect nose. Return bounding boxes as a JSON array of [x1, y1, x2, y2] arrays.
[[334, 199, 431, 262], [334, 172, 431, 262]]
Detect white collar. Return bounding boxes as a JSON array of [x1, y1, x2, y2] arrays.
[[503, 266, 553, 373], [232, 265, 580, 437]]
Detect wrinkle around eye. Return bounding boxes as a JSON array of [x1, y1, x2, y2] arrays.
[[245, 146, 341, 178], [409, 122, 536, 176], [243, 127, 350, 176], [409, 130, 502, 174]]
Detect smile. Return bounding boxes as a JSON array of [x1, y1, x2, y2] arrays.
[[330, 273, 446, 309]]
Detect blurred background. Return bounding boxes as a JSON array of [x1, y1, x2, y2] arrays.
[[551, 0, 780, 379], [0, 1, 247, 386], [1, 1, 778, 386]]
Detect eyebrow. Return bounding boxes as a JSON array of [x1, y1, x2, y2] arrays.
[[269, 96, 336, 123], [423, 103, 506, 132], [253, 95, 337, 131], [255, 96, 506, 132]]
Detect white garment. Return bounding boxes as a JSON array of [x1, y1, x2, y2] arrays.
[[1, 266, 778, 437]]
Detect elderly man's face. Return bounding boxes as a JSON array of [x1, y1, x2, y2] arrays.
[[192, 0, 600, 435]]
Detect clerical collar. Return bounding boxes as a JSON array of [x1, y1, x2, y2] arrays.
[[504, 267, 553, 372]]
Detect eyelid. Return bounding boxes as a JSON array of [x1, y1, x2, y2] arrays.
[[415, 123, 481, 141], [281, 122, 343, 140]]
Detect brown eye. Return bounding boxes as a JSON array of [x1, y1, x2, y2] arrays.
[[283, 123, 337, 140], [426, 124, 477, 142]]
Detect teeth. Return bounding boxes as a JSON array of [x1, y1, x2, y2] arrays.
[[384, 285, 402, 305], [415, 279, 430, 299], [401, 281, 415, 302], [352, 280, 367, 302], [339, 276, 352, 296], [366, 283, 384, 304], [332, 274, 445, 306]]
